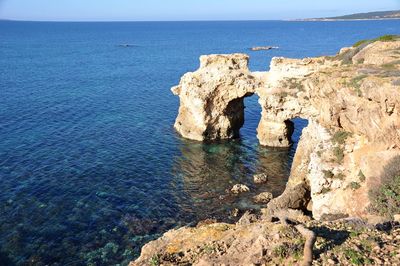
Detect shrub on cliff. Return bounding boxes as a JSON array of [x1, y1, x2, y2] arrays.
[[335, 35, 400, 64], [353, 34, 400, 47], [369, 156, 400, 219]]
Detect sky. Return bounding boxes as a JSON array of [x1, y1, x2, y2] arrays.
[[0, 0, 399, 21]]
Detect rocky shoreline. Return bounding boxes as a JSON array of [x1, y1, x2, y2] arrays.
[[131, 211, 399, 266], [131, 36, 400, 265]]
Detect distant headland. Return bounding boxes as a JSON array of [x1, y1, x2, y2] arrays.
[[299, 10, 400, 21]]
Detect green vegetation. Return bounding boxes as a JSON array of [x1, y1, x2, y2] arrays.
[[332, 35, 399, 65], [335, 173, 345, 180], [149, 255, 160, 266], [369, 156, 400, 218], [278, 91, 289, 98], [342, 75, 367, 96], [273, 242, 303, 261], [349, 230, 361, 238], [382, 60, 400, 70], [343, 249, 372, 265], [273, 245, 288, 259], [350, 74, 367, 88], [353, 35, 400, 47], [202, 244, 216, 254], [333, 146, 345, 163], [358, 170, 366, 182], [320, 187, 331, 194], [284, 78, 304, 91], [332, 131, 352, 145], [349, 181, 361, 190], [327, 10, 400, 20], [323, 170, 334, 179], [369, 175, 400, 218], [353, 40, 369, 48]]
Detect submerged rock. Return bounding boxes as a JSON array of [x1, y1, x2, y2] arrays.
[[253, 173, 269, 184], [230, 184, 250, 194], [253, 192, 273, 204]]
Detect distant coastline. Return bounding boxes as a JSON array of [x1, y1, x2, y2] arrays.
[[295, 17, 400, 22], [296, 9, 400, 21]]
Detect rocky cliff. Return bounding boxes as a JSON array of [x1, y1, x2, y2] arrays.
[[172, 38, 400, 220], [172, 54, 261, 141], [132, 37, 400, 265]]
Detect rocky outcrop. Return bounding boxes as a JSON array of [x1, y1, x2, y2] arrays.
[[132, 38, 400, 265], [172, 54, 261, 141], [251, 46, 279, 51], [262, 40, 400, 220], [172, 38, 400, 220], [131, 214, 400, 266]]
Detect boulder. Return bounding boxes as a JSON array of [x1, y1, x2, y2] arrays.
[[253, 192, 273, 204], [230, 184, 250, 194], [253, 173, 269, 184]]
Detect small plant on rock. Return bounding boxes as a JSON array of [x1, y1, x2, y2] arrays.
[[332, 131, 352, 145], [358, 170, 366, 182], [348, 182, 361, 190], [149, 254, 160, 266], [323, 170, 334, 179], [369, 156, 400, 219], [333, 146, 345, 163]]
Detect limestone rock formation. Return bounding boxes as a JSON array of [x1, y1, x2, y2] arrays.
[[253, 173, 269, 184], [172, 54, 262, 141], [171, 38, 400, 220], [131, 214, 310, 266], [230, 184, 250, 194], [132, 37, 400, 266], [262, 40, 400, 220], [253, 191, 273, 204]]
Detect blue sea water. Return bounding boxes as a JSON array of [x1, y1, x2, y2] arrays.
[[0, 20, 399, 265]]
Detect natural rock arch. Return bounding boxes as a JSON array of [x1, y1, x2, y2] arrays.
[[172, 54, 259, 141], [172, 39, 400, 220]]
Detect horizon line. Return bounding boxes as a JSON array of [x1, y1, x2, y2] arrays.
[[2, 18, 400, 23], [1, 18, 290, 23]]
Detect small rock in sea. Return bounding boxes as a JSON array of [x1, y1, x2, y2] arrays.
[[251, 46, 279, 51], [253, 173, 269, 184], [230, 184, 250, 194], [253, 192, 273, 204], [118, 44, 136, 48]]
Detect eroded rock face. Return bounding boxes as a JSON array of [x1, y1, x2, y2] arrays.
[[172, 54, 261, 141], [261, 40, 400, 219], [132, 39, 400, 266], [172, 39, 400, 220]]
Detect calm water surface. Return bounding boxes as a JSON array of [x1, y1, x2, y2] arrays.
[[1, 20, 399, 265]]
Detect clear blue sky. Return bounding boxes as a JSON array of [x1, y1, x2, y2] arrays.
[[0, 0, 399, 21]]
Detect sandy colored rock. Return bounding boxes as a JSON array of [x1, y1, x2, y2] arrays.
[[253, 191, 273, 203], [253, 173, 269, 184], [230, 184, 250, 194], [172, 39, 400, 220], [172, 53, 261, 141], [131, 215, 400, 266]]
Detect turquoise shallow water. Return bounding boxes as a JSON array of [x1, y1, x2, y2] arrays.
[[0, 20, 399, 265]]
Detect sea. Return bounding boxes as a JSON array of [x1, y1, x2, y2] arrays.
[[1, 20, 399, 265]]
